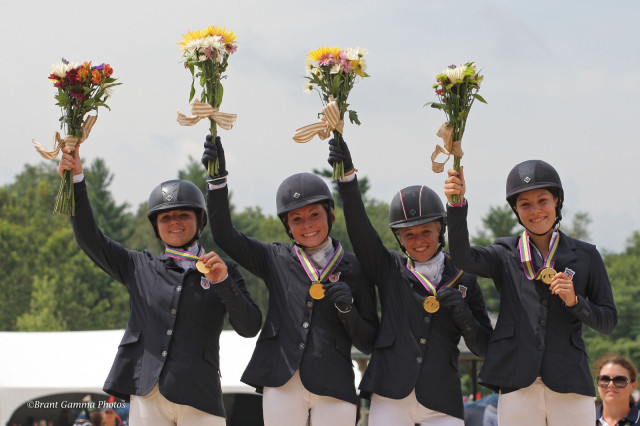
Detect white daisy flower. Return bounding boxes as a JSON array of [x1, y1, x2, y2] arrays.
[[345, 47, 368, 60], [444, 65, 466, 83], [50, 61, 78, 79], [303, 82, 314, 94]]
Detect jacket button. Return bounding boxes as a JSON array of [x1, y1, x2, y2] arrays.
[[541, 299, 548, 306], [424, 317, 431, 324], [166, 329, 173, 335], [416, 357, 423, 364], [170, 309, 177, 316], [306, 301, 313, 308], [161, 351, 167, 357], [176, 286, 182, 292], [539, 320, 546, 327], [420, 338, 427, 345], [303, 322, 309, 329], [298, 343, 305, 350]]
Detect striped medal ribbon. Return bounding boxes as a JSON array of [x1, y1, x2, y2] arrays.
[[518, 230, 560, 285], [406, 257, 463, 313], [165, 246, 210, 273], [294, 243, 344, 300]]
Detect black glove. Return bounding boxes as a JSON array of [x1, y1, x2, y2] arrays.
[[437, 287, 466, 315], [323, 281, 353, 312], [437, 287, 477, 335], [327, 137, 354, 174], [201, 135, 228, 178]]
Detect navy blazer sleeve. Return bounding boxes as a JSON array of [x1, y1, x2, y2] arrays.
[[207, 185, 275, 280], [455, 274, 492, 357], [211, 261, 262, 337], [338, 176, 400, 288], [70, 179, 137, 285]]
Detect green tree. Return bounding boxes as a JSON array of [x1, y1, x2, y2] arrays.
[[0, 163, 67, 330], [16, 276, 66, 331], [84, 158, 133, 242], [583, 236, 640, 369], [563, 211, 592, 242]]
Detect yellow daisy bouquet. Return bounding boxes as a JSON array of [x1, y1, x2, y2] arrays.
[[293, 46, 369, 180], [177, 26, 238, 176]]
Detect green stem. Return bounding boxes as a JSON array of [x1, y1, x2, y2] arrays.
[[208, 119, 219, 176], [331, 130, 344, 180], [205, 63, 219, 176]]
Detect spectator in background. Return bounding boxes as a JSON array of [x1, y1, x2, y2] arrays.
[[596, 355, 640, 425]]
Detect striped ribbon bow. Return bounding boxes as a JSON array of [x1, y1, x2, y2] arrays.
[[32, 115, 98, 160], [177, 100, 237, 130], [293, 97, 344, 143], [430, 123, 464, 173]]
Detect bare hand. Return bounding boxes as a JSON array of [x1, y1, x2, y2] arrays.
[[200, 251, 228, 283], [58, 145, 83, 177], [444, 167, 466, 203], [549, 272, 577, 306]]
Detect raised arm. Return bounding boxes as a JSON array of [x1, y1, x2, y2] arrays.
[[444, 168, 502, 280], [329, 138, 396, 283], [60, 145, 135, 284], [202, 135, 274, 278]]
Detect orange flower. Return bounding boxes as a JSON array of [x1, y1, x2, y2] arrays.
[[91, 69, 102, 84], [103, 64, 113, 78], [77, 67, 88, 82]]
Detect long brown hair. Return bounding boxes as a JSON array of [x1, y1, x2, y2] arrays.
[[596, 355, 638, 404]]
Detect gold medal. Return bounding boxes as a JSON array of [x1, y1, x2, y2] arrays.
[[540, 267, 557, 285], [309, 282, 325, 300], [196, 260, 210, 274], [423, 295, 440, 313]]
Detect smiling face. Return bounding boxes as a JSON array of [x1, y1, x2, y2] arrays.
[[156, 209, 198, 247], [396, 221, 442, 262], [286, 203, 332, 248], [598, 362, 637, 407], [515, 189, 558, 235]]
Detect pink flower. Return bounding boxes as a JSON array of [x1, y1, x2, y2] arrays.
[[338, 52, 353, 73], [226, 44, 237, 54], [318, 53, 335, 66], [205, 47, 214, 59]]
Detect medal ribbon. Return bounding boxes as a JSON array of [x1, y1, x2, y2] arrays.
[[165, 246, 204, 262], [406, 257, 463, 295], [518, 230, 560, 281], [294, 243, 344, 284]]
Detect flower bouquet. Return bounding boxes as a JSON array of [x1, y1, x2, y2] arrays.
[[33, 59, 119, 215], [426, 62, 486, 202], [177, 25, 238, 176], [293, 46, 369, 180]]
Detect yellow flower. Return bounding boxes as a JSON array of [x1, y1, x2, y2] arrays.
[[179, 25, 237, 49], [306, 46, 341, 63]]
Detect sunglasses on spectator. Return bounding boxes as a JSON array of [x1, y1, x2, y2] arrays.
[[597, 375, 631, 388]]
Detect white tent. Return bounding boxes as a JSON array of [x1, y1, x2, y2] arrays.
[[0, 330, 258, 426]]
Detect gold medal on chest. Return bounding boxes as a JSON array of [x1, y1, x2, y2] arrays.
[[196, 260, 210, 274], [309, 282, 325, 300], [540, 267, 557, 285], [423, 295, 440, 313]]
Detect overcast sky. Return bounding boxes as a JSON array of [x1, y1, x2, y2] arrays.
[[2, 0, 638, 252]]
